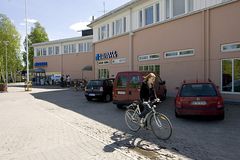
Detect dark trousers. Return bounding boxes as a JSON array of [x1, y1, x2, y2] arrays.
[[139, 103, 151, 118]]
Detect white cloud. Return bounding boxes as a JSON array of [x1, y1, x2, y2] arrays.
[[19, 18, 38, 26], [69, 21, 90, 32]]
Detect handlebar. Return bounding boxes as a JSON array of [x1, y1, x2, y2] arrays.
[[143, 98, 161, 107]]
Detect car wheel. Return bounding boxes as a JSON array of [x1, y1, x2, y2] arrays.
[[117, 104, 125, 109], [104, 94, 111, 102]]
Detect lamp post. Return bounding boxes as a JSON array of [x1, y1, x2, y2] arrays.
[[3, 41, 9, 84], [25, 0, 29, 82]]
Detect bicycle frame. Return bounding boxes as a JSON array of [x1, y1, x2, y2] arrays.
[[130, 102, 161, 128]]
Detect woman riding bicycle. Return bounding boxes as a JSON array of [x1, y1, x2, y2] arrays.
[[139, 73, 160, 122]]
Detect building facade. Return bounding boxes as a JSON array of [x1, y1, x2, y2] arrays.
[[88, 0, 240, 101], [33, 35, 94, 81]]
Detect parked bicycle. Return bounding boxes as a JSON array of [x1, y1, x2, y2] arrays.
[[125, 99, 172, 140]]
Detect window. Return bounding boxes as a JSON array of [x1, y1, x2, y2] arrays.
[[221, 42, 240, 52], [222, 59, 240, 93], [64, 45, 68, 54], [116, 19, 122, 35], [112, 22, 115, 36], [156, 3, 160, 22], [164, 49, 194, 58], [107, 24, 109, 38], [139, 65, 160, 75], [166, 0, 170, 19], [86, 42, 92, 52], [36, 48, 41, 56], [130, 75, 141, 88], [188, 0, 194, 12], [101, 25, 106, 40], [123, 17, 127, 32], [55, 46, 60, 54], [69, 44, 76, 53], [98, 69, 109, 79], [42, 48, 47, 56], [139, 10, 143, 27], [145, 6, 154, 25], [138, 54, 160, 61], [173, 0, 185, 17], [79, 43, 84, 52], [72, 44, 76, 53], [98, 27, 100, 40], [48, 47, 53, 55], [117, 75, 127, 88]]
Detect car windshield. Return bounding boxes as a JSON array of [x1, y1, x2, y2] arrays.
[[180, 83, 217, 97], [87, 80, 103, 86]]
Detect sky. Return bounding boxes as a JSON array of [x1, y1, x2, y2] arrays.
[[0, 0, 131, 44]]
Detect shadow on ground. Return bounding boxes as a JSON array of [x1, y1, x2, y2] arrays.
[[28, 86, 240, 160]]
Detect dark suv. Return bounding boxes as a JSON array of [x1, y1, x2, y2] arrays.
[[85, 78, 114, 102]]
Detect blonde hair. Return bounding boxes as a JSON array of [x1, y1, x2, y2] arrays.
[[143, 73, 156, 82]]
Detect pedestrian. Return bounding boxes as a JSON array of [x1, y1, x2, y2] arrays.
[[67, 75, 71, 87], [139, 73, 159, 123], [60, 75, 64, 87]]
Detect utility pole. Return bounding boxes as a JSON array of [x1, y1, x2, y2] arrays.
[[25, 0, 29, 82]]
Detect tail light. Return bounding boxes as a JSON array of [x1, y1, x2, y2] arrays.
[[175, 97, 182, 108], [217, 97, 224, 108], [100, 87, 103, 92]]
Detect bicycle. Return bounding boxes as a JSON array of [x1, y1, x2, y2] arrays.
[[125, 99, 172, 140]]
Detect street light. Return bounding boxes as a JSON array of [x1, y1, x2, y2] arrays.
[[25, 0, 29, 83], [3, 41, 9, 84]]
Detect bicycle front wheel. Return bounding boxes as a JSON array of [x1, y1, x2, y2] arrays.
[[150, 113, 172, 140], [125, 109, 141, 132]]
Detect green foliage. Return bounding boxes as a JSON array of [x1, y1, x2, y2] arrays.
[[0, 13, 22, 83], [23, 22, 49, 69]]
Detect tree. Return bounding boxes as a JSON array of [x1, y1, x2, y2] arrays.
[[0, 13, 22, 83], [23, 22, 49, 69]]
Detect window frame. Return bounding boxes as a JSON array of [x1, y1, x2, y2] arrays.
[[164, 49, 194, 58], [145, 5, 154, 26], [221, 42, 240, 52]]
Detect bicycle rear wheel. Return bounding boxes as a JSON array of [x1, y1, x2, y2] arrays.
[[125, 109, 141, 132], [150, 113, 172, 140]]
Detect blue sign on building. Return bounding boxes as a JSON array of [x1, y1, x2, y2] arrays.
[[96, 51, 118, 61], [34, 62, 48, 67]]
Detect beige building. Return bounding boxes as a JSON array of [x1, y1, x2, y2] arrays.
[[33, 35, 94, 81], [33, 0, 240, 102], [88, 0, 240, 101]]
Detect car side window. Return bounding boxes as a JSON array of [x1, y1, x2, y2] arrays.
[[117, 75, 127, 88], [129, 75, 141, 88]]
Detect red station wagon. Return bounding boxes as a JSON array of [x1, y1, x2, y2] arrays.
[[175, 80, 224, 120], [113, 71, 167, 109]]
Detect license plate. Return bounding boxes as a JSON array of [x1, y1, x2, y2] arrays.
[[88, 93, 95, 96], [117, 91, 126, 95], [191, 101, 207, 105]]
